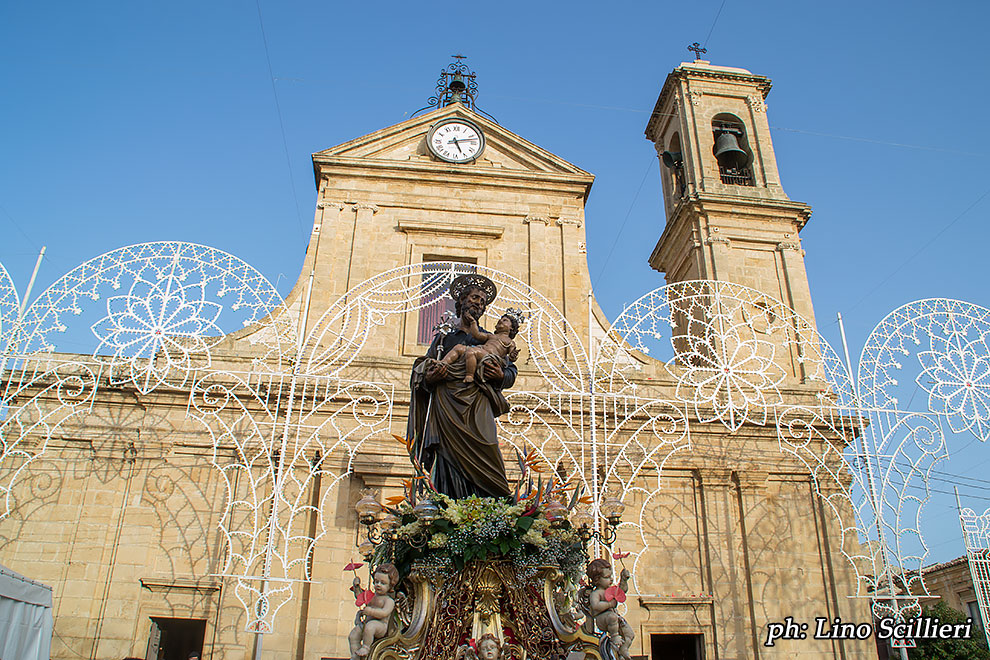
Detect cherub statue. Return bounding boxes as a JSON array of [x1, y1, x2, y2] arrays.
[[438, 311, 522, 383], [455, 633, 505, 660], [348, 563, 399, 659], [579, 559, 634, 660]]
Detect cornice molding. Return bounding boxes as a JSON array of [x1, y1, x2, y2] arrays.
[[396, 219, 504, 240], [646, 65, 773, 140], [675, 66, 773, 98], [735, 470, 770, 490], [695, 467, 734, 489], [139, 577, 220, 593], [668, 193, 813, 227], [314, 157, 595, 199], [639, 595, 714, 608]]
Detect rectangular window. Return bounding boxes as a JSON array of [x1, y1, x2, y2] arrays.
[[417, 257, 476, 345], [146, 617, 206, 660], [968, 601, 983, 629], [651, 633, 704, 660]]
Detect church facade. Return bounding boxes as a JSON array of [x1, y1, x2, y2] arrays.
[[0, 58, 877, 660]]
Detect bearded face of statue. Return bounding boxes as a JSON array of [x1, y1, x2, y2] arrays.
[[457, 286, 488, 323]]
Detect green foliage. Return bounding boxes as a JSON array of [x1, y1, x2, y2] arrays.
[[376, 494, 587, 582], [905, 602, 989, 660]]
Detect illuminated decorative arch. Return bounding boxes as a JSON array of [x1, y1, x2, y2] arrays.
[[3, 244, 989, 635]]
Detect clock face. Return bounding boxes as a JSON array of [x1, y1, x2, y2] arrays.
[[427, 119, 485, 163]]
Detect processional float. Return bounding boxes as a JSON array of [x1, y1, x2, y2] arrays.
[[2, 244, 990, 657]]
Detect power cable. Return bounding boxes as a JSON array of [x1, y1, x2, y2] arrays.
[[889, 481, 990, 502], [954, 452, 990, 479], [593, 157, 654, 287], [703, 0, 729, 48], [254, 0, 306, 242], [0, 204, 41, 252], [771, 126, 981, 158], [847, 186, 990, 313], [487, 90, 985, 159]]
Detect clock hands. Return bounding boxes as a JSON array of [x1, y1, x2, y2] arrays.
[[429, 120, 483, 162], [446, 136, 479, 155]]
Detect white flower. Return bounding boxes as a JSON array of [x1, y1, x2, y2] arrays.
[[675, 316, 785, 431], [522, 528, 548, 547], [92, 274, 222, 393], [917, 334, 990, 441]]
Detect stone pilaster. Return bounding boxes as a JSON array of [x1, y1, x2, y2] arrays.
[[696, 467, 752, 660], [346, 203, 381, 292]]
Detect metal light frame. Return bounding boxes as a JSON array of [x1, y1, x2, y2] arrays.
[[958, 500, 990, 650], [3, 248, 990, 648]]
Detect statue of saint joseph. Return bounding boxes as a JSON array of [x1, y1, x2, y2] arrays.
[[407, 274, 517, 499]]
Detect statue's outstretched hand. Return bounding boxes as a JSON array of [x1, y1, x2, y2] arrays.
[[425, 362, 449, 384]]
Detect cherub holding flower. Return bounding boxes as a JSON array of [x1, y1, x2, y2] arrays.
[[580, 558, 634, 660], [348, 563, 399, 659]]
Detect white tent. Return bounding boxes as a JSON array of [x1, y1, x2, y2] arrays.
[[0, 564, 53, 660]]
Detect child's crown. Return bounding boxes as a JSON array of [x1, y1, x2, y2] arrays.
[[502, 308, 527, 326]]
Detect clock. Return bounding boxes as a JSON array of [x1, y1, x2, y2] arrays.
[[427, 118, 485, 163]]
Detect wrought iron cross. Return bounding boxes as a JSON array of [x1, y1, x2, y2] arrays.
[[688, 42, 707, 60]]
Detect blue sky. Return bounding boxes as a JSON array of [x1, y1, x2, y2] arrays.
[[2, 2, 989, 565]]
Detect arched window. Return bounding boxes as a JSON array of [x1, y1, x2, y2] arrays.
[[417, 257, 477, 344], [667, 133, 685, 197], [711, 114, 754, 186]]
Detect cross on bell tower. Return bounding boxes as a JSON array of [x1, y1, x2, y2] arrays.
[[644, 59, 817, 326], [687, 42, 707, 60]]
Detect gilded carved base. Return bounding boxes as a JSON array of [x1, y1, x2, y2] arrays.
[[366, 562, 604, 660]]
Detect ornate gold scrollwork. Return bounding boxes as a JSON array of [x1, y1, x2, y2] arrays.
[[365, 562, 603, 660], [474, 564, 504, 625]]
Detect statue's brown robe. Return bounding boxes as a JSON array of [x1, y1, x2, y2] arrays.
[[408, 357, 512, 499]]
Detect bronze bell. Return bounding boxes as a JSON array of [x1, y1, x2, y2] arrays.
[[661, 150, 682, 169], [448, 72, 467, 93], [713, 129, 748, 169]]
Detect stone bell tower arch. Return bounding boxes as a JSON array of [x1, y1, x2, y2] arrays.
[[645, 58, 817, 327]]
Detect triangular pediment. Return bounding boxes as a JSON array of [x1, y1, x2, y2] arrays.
[[313, 104, 593, 180]]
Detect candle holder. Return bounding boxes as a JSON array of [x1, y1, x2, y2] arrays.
[[367, 511, 400, 545], [355, 489, 383, 526], [572, 498, 624, 548]]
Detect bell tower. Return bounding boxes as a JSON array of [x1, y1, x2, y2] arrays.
[[645, 58, 816, 324]]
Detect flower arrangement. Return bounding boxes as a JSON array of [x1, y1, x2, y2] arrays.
[[375, 438, 591, 581], [380, 492, 588, 581]]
